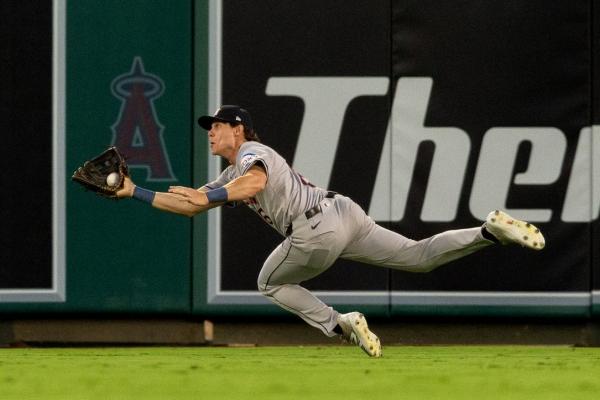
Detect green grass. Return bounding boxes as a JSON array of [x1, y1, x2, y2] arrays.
[[1, 346, 599, 400]]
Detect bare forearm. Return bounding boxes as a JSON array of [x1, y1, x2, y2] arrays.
[[151, 191, 213, 216], [118, 177, 222, 217], [167, 165, 266, 208], [223, 173, 265, 201]]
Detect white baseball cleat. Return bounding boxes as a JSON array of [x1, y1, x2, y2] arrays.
[[337, 312, 382, 357], [485, 210, 545, 250]]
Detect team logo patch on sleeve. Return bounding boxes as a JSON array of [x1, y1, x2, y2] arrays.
[[240, 153, 260, 172]]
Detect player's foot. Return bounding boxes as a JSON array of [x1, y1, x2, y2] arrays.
[[337, 312, 382, 357], [484, 210, 545, 250]]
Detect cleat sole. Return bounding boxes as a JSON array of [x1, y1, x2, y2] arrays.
[[350, 314, 382, 358], [486, 210, 545, 251]]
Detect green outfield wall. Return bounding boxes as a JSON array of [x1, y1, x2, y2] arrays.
[[1, 0, 599, 319], [1, 0, 200, 313]]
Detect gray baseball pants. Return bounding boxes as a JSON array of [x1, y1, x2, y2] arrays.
[[257, 195, 493, 336]]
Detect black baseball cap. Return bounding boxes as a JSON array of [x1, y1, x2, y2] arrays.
[[197, 105, 253, 130]]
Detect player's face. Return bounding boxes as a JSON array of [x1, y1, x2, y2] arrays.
[[208, 122, 237, 157]]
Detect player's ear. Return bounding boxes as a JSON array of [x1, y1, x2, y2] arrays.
[[233, 124, 243, 137]]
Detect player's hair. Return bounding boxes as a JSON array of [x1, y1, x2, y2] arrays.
[[232, 123, 261, 142]]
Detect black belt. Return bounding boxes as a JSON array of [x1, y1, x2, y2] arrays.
[[285, 191, 337, 236], [305, 191, 337, 219]]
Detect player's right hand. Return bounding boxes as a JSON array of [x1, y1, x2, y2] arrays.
[[116, 176, 135, 198]]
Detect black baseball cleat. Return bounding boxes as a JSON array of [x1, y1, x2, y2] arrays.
[[484, 210, 545, 250], [336, 312, 382, 357]]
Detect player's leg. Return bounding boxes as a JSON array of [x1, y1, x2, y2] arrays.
[[257, 236, 342, 337], [257, 241, 382, 357], [340, 198, 543, 272], [343, 223, 492, 272], [256, 201, 382, 357], [337, 196, 492, 272]]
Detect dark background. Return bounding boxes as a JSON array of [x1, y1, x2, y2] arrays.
[[220, 0, 595, 293], [0, 0, 52, 289]]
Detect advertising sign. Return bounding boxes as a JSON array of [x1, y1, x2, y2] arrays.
[[204, 0, 594, 315]]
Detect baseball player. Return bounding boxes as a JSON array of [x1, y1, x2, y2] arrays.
[[117, 105, 545, 357]]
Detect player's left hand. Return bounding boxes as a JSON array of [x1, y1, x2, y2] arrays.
[[168, 186, 209, 206]]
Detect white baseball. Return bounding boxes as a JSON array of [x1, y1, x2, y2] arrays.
[[106, 172, 120, 187]]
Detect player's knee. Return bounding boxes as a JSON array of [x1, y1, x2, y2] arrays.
[[418, 265, 436, 273], [412, 262, 439, 273], [398, 261, 439, 273], [256, 279, 270, 295], [257, 279, 281, 298]]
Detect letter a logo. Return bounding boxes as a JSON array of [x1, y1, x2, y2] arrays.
[[111, 57, 176, 181]]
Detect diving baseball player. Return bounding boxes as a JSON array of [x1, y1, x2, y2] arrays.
[[117, 105, 545, 357]]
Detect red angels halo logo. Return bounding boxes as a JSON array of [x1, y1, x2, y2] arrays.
[[110, 56, 176, 181]]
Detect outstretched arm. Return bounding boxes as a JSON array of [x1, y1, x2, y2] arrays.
[[116, 176, 224, 217], [168, 164, 267, 207]]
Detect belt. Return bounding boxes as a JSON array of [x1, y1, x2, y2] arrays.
[[285, 191, 337, 236], [304, 191, 337, 219]]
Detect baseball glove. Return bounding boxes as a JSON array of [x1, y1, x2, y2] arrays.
[[71, 146, 129, 198]]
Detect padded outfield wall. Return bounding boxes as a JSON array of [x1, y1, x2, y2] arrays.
[[1, 0, 599, 318]]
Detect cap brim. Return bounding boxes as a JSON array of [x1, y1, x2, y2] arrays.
[[198, 116, 219, 130], [198, 116, 235, 130]]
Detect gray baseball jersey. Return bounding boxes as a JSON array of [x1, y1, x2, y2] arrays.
[[204, 141, 328, 237], [207, 140, 493, 337]]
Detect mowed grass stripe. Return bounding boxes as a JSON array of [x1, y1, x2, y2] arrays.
[[1, 346, 599, 400]]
